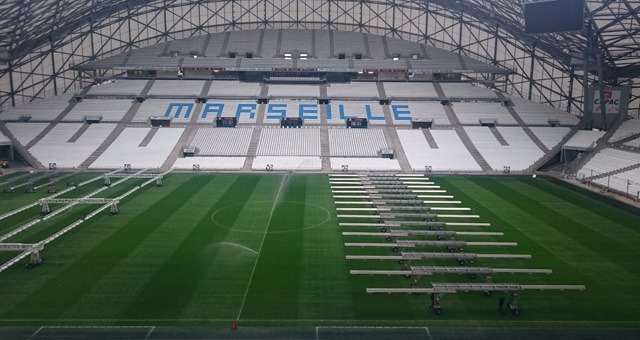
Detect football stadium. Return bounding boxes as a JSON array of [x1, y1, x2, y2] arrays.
[[0, 1, 639, 339]]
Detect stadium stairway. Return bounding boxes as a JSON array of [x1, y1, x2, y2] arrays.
[[24, 87, 91, 149], [140, 79, 156, 96], [496, 92, 549, 152], [200, 80, 213, 98], [527, 123, 583, 172], [67, 123, 91, 143], [455, 128, 493, 171], [256, 29, 265, 57], [319, 83, 328, 98], [376, 82, 388, 101], [138, 127, 158, 147], [489, 127, 509, 146], [0, 122, 44, 169], [256, 102, 266, 124], [433, 83, 462, 125], [380, 102, 394, 127], [319, 102, 329, 125], [121, 50, 133, 66], [242, 126, 262, 171], [422, 129, 439, 149], [201, 34, 212, 56], [441, 95, 491, 171], [190, 102, 204, 124], [321, 127, 331, 171], [382, 125, 411, 171], [161, 126, 198, 170], [78, 91, 148, 168]]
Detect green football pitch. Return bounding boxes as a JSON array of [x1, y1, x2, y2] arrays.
[[0, 172, 639, 338]]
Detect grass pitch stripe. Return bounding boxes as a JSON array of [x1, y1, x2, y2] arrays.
[[236, 173, 288, 320]]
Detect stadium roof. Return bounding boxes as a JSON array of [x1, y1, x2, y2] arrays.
[[0, 0, 638, 114], [2, 1, 638, 75]]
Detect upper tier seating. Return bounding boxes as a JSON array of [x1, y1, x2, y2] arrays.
[[225, 30, 260, 56], [169, 34, 207, 55], [452, 102, 517, 125], [0, 95, 72, 122], [279, 30, 313, 57], [510, 98, 580, 126], [86, 80, 149, 96], [208, 81, 261, 97], [564, 130, 606, 150], [267, 85, 319, 98], [63, 99, 132, 122], [5, 123, 49, 145], [528, 127, 571, 150], [327, 83, 379, 98], [333, 31, 367, 57], [440, 83, 497, 98], [383, 82, 439, 99], [367, 35, 386, 59], [147, 80, 205, 97]]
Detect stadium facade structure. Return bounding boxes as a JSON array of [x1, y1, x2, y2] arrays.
[[0, 0, 639, 117]]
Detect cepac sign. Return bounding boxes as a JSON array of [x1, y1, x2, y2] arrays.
[[593, 90, 621, 114]]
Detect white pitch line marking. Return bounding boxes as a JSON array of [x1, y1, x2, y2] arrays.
[[236, 173, 288, 320]]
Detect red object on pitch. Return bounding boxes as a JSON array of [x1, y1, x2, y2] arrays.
[[231, 320, 238, 331]]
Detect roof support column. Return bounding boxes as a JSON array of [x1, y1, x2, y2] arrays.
[[597, 51, 608, 130], [8, 59, 16, 107], [49, 36, 58, 96], [582, 29, 591, 129], [567, 65, 575, 113], [528, 43, 536, 101]]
